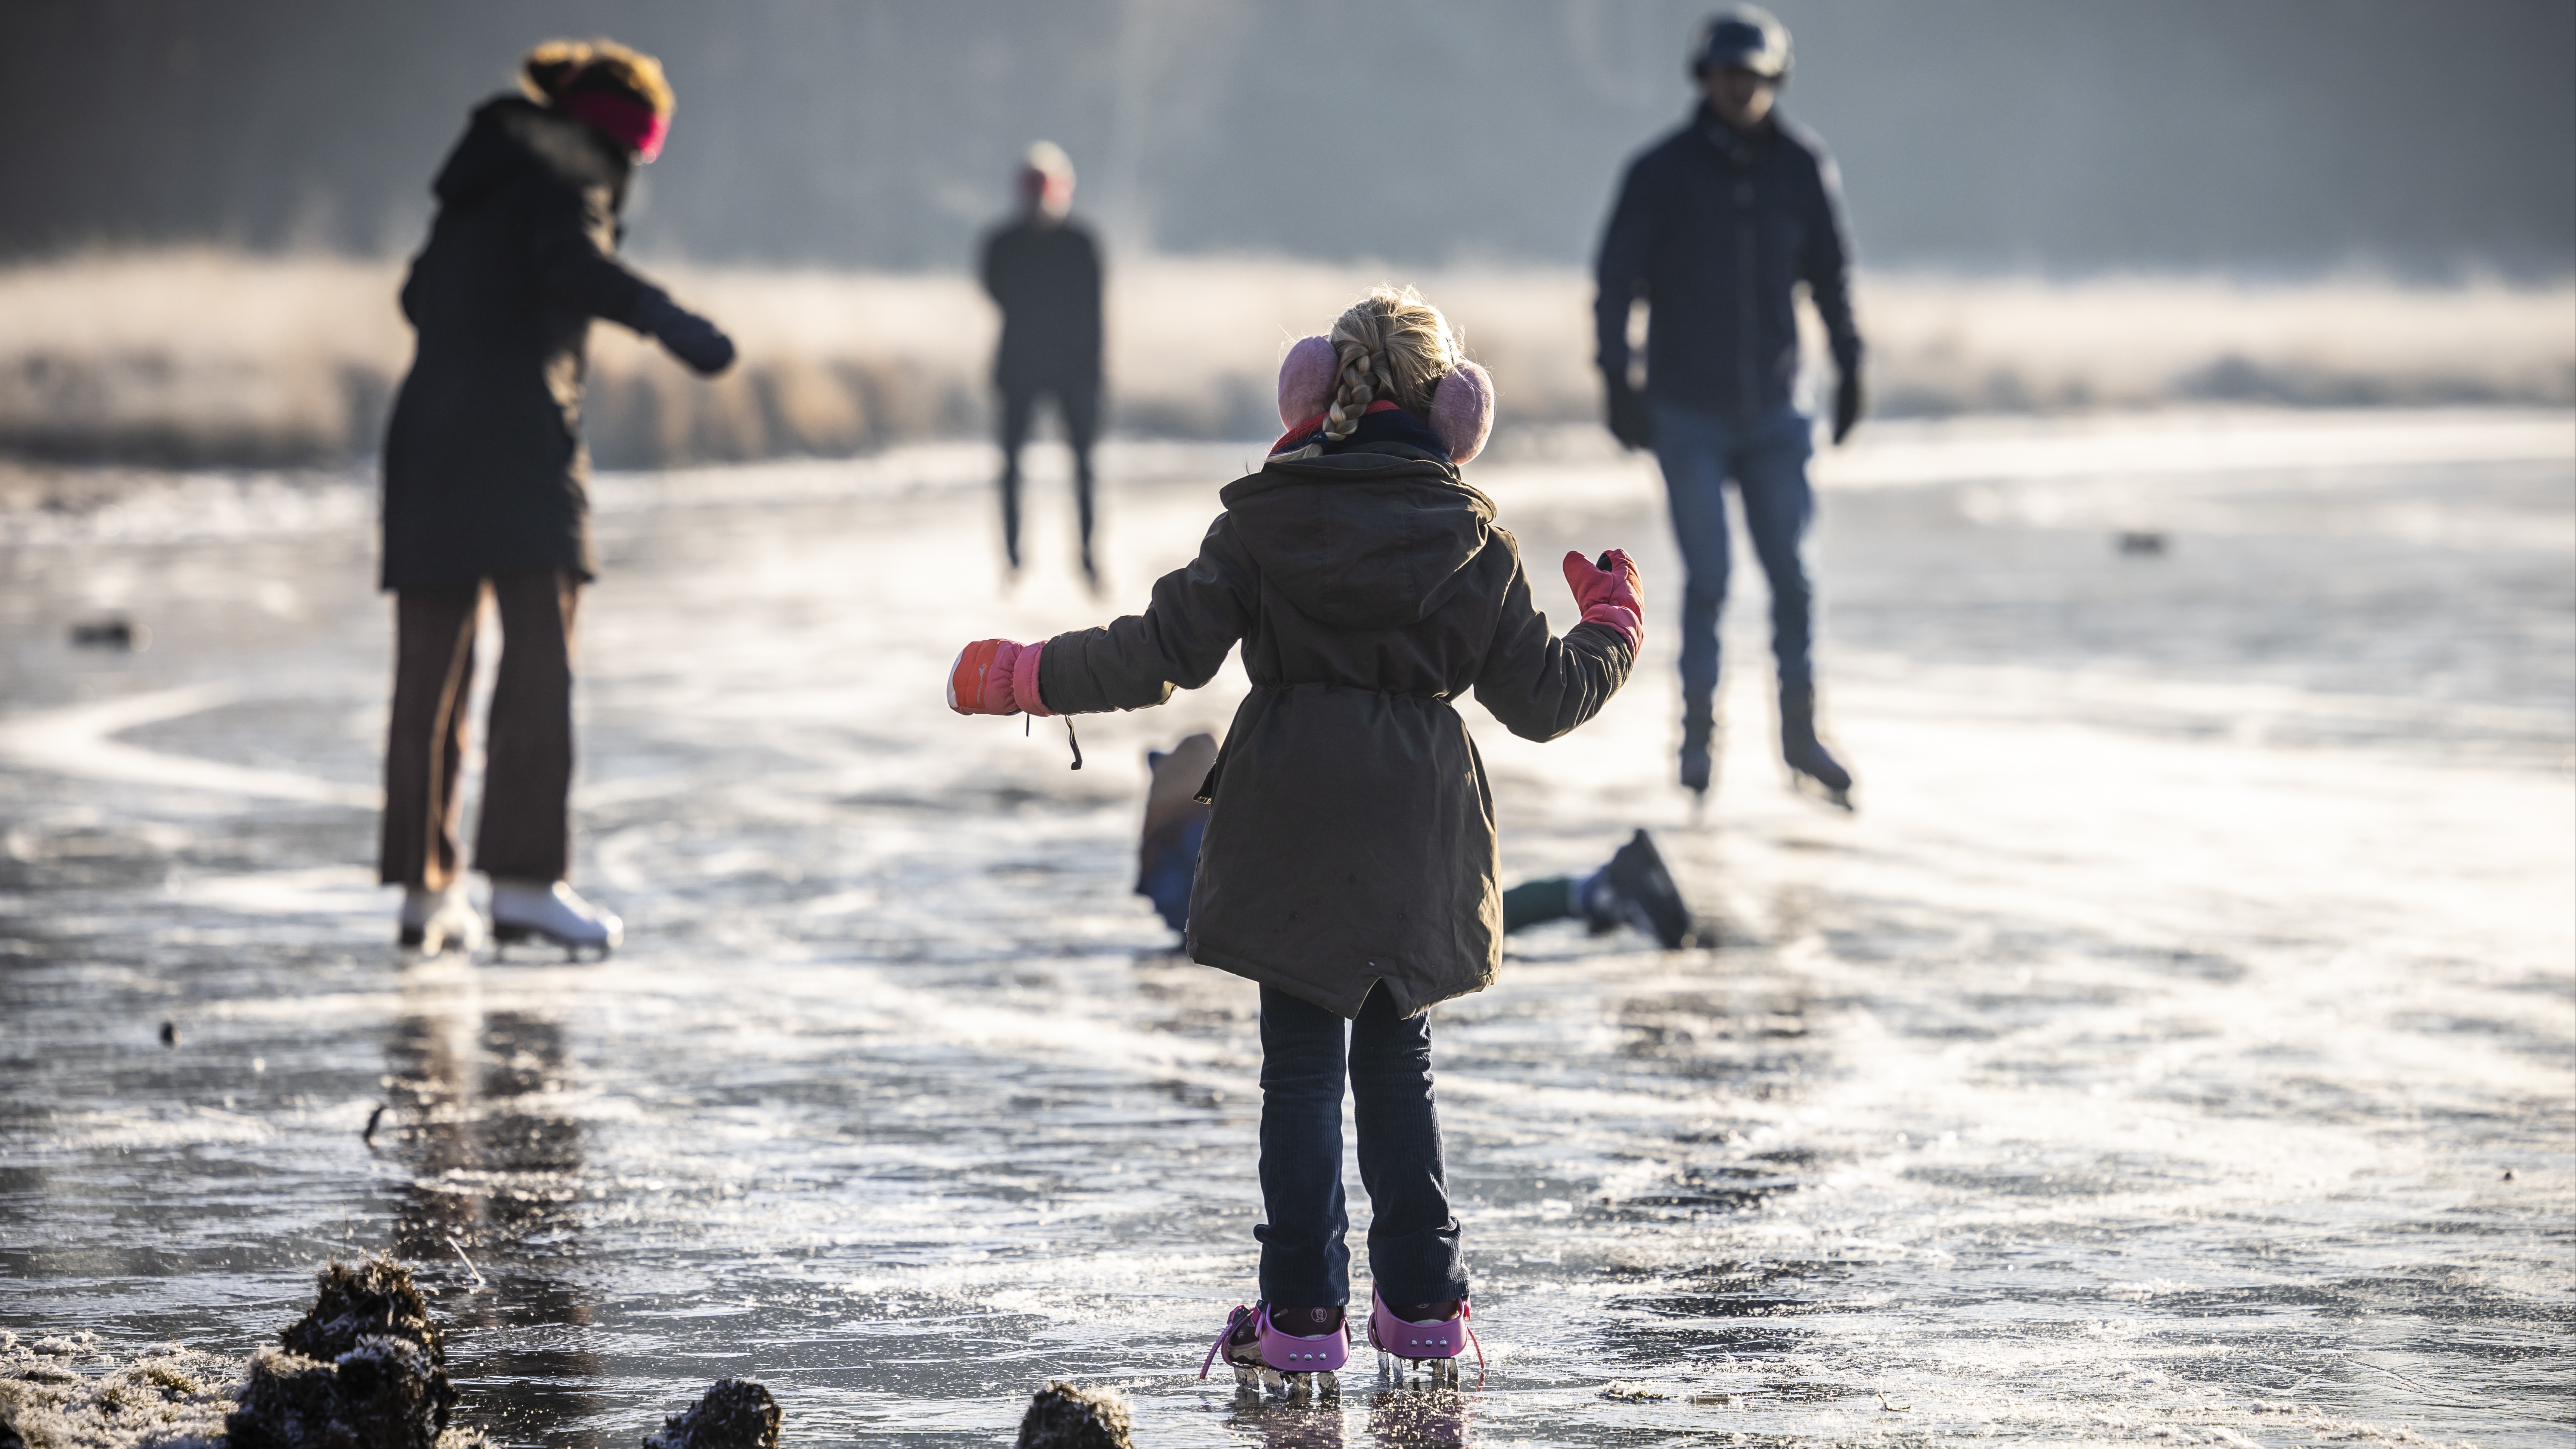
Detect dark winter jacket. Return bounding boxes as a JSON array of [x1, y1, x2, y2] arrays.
[[1036, 431, 1634, 1019], [380, 96, 658, 591], [979, 217, 1103, 391], [1594, 106, 1862, 419]]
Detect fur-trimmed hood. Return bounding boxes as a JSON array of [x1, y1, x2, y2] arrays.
[[1219, 447, 1494, 632], [434, 96, 630, 211]]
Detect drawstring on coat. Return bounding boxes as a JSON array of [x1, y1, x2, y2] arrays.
[[1025, 713, 1083, 769]]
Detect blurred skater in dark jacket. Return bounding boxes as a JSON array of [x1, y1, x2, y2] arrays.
[[979, 142, 1106, 589], [379, 38, 734, 956], [1595, 6, 1863, 807]]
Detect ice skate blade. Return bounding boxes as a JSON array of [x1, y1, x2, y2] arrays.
[[489, 922, 613, 963], [1231, 1363, 1337, 1398], [1788, 771, 1855, 813], [1376, 1350, 1461, 1384], [399, 923, 482, 959]]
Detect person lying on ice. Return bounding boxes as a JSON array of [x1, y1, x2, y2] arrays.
[[1137, 735, 1697, 951], [948, 287, 1641, 1390]]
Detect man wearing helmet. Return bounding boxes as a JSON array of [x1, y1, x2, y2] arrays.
[[1594, 6, 1862, 807]]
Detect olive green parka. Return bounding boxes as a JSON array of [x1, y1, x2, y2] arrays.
[[1037, 437, 1633, 1018]]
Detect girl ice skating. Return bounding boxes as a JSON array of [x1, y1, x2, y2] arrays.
[[947, 287, 1643, 1391]]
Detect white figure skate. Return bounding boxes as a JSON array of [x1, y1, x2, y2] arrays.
[[488, 879, 621, 961], [398, 884, 485, 956]]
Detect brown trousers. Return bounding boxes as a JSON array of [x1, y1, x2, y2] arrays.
[[379, 570, 581, 890]]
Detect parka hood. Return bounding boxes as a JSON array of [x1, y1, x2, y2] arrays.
[[1220, 446, 1495, 630], [435, 97, 629, 209]]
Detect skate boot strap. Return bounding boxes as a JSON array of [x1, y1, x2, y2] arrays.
[[1199, 1304, 1254, 1380], [1370, 1290, 1483, 1367]]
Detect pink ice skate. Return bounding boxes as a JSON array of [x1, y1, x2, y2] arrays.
[[1198, 1301, 1349, 1396], [1368, 1289, 1483, 1384]]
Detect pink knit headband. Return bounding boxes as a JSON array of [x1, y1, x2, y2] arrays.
[[560, 90, 668, 162]]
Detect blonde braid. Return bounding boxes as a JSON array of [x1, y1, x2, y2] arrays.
[[1323, 314, 1384, 442], [1320, 286, 1464, 443]]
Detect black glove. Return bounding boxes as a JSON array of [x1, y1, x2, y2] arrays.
[[1604, 375, 1656, 452], [630, 286, 737, 376], [1831, 370, 1864, 446]]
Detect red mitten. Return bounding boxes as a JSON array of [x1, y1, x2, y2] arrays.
[[947, 639, 1054, 716], [950, 639, 1021, 715], [1562, 549, 1644, 652]]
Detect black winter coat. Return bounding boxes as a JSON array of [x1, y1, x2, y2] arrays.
[[380, 96, 657, 591], [979, 217, 1103, 391], [1037, 435, 1634, 1018], [1594, 107, 1862, 419]]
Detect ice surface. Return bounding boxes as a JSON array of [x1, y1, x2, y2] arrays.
[[2, 410, 2570, 1446]]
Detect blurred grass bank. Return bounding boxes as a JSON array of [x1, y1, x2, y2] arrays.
[[1, 249, 2568, 470]]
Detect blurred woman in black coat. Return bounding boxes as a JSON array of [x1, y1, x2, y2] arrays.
[[380, 38, 733, 956]]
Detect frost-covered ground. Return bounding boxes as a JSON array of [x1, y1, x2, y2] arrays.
[[2, 409, 2570, 1447], [6, 251, 2569, 468]]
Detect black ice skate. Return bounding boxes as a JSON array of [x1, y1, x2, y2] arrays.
[[1605, 829, 1696, 949], [1780, 681, 1854, 811], [1678, 702, 1717, 796]]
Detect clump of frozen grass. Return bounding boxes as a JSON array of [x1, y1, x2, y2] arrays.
[[0, 249, 2566, 470], [0, 1262, 491, 1449], [227, 1339, 474, 1449], [222, 1257, 481, 1449], [1014, 1381, 1133, 1449], [221, 1253, 487, 1444], [270, 1259, 447, 1369], [637, 1380, 780, 1449], [1, 1329, 236, 1449]]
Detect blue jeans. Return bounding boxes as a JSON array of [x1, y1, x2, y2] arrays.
[[1137, 816, 1205, 932], [1650, 402, 1818, 712], [1256, 986, 1466, 1308]]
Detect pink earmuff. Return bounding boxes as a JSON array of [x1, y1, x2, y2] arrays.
[[1428, 359, 1494, 465], [1277, 335, 1337, 428]]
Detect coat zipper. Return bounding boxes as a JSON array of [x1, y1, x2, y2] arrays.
[[1735, 175, 1757, 419]]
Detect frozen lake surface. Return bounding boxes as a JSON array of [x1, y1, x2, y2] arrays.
[[4, 409, 2571, 1447]]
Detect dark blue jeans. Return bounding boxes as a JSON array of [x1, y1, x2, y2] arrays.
[[997, 377, 1100, 570], [1256, 986, 1466, 1309], [1650, 401, 1818, 712]]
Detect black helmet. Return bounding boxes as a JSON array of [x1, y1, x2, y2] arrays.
[[1692, 5, 1792, 81]]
